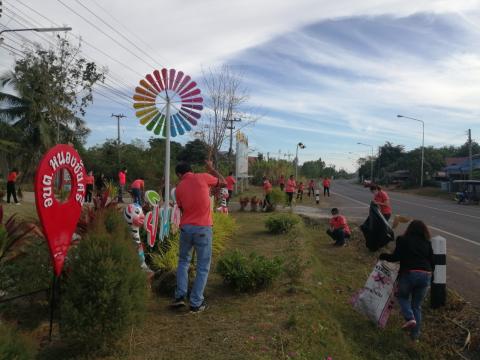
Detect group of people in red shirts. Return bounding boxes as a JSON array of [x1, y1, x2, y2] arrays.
[[277, 175, 332, 206]]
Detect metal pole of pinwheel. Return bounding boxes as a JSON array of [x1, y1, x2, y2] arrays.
[[133, 69, 203, 240]]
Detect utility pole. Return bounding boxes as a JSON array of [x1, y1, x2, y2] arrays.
[[468, 129, 473, 180], [111, 113, 126, 166], [223, 117, 241, 156]]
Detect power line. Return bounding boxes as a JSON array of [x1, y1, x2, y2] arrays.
[[73, 0, 167, 68], [15, 0, 143, 78], [56, 0, 158, 70]]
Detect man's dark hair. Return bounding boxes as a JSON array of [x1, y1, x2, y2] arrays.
[[176, 162, 192, 176], [122, 167, 127, 171], [331, 208, 339, 215], [229, 171, 233, 176], [12, 168, 18, 172], [370, 185, 381, 192]]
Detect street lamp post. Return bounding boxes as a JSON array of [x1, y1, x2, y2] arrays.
[[0, 27, 72, 45], [295, 142, 305, 179], [397, 115, 425, 187], [357, 142, 374, 182]]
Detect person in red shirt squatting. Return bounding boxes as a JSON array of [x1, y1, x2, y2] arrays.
[[307, 179, 315, 198], [326, 208, 351, 246], [370, 185, 392, 221], [262, 176, 273, 210], [130, 178, 144, 205], [173, 160, 225, 313], [279, 174, 285, 192], [296, 182, 304, 201], [225, 171, 236, 204], [285, 175, 296, 207], [323, 177, 331, 197], [118, 167, 127, 203], [6, 168, 20, 205], [85, 171, 95, 203]]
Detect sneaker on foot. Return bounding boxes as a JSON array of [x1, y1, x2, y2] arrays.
[[190, 301, 207, 313], [402, 319, 417, 330], [171, 297, 186, 307], [16, 202, 21, 205]]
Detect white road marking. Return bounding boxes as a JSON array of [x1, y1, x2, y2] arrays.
[[429, 226, 480, 247], [330, 191, 369, 207], [334, 182, 480, 220], [331, 191, 480, 247], [390, 198, 480, 221]]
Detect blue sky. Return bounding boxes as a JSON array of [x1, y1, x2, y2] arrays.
[[1, 1, 480, 171]]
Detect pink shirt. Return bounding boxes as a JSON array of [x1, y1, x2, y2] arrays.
[[131, 179, 144, 189], [286, 179, 296, 193], [225, 176, 236, 191], [119, 171, 126, 185], [176, 172, 219, 226]]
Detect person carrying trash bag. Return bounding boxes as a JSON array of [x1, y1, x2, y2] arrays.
[[379, 220, 434, 341], [360, 201, 394, 251], [326, 208, 351, 246]]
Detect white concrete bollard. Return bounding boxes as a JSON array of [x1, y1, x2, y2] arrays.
[[431, 235, 447, 308], [315, 189, 320, 204]]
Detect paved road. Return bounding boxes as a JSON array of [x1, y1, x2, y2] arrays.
[[320, 180, 480, 308]]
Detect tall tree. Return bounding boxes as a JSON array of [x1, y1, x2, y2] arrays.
[[199, 65, 249, 163], [0, 37, 105, 177]]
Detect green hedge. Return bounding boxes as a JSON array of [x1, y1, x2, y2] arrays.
[[216, 250, 283, 292], [265, 213, 301, 234], [60, 209, 148, 352]]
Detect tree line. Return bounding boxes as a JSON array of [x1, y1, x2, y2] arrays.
[[358, 141, 480, 186]]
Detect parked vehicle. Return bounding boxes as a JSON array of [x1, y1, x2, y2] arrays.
[[453, 180, 480, 205]]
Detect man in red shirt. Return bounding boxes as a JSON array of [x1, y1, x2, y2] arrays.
[[85, 171, 95, 203], [262, 176, 273, 210], [173, 160, 225, 313], [225, 171, 236, 204], [6, 168, 20, 205], [371, 185, 392, 221], [285, 175, 296, 207], [326, 208, 351, 246], [323, 177, 331, 197], [118, 167, 127, 203], [130, 177, 144, 205], [279, 175, 285, 192], [296, 182, 305, 201]]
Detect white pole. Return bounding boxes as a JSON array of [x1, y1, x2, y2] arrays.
[[295, 144, 299, 179], [420, 121, 424, 187], [163, 96, 171, 239]]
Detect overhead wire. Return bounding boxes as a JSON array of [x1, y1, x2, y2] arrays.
[[4, 3, 136, 106], [15, 0, 143, 79], [55, 0, 158, 71], [74, 0, 169, 68]]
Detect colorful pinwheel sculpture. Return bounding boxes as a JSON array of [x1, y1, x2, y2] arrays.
[[133, 68, 203, 137], [133, 69, 203, 242]]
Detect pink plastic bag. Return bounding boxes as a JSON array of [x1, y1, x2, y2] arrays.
[[351, 260, 399, 328]]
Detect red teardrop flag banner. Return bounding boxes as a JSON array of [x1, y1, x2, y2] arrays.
[[34, 144, 86, 276]]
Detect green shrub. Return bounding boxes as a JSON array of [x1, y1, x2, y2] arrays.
[[265, 213, 301, 234], [151, 212, 236, 274], [268, 188, 286, 210], [0, 322, 36, 360], [60, 209, 148, 352], [283, 228, 308, 286], [216, 250, 283, 292]]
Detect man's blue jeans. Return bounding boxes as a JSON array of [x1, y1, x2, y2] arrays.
[[397, 271, 431, 339], [132, 188, 141, 205], [175, 225, 212, 307]]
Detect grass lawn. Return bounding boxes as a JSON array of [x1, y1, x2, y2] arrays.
[[2, 196, 478, 359]]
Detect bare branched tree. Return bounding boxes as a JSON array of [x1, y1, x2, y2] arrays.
[[199, 65, 251, 163]]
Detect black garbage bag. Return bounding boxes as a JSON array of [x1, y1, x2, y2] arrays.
[[360, 202, 394, 252]]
